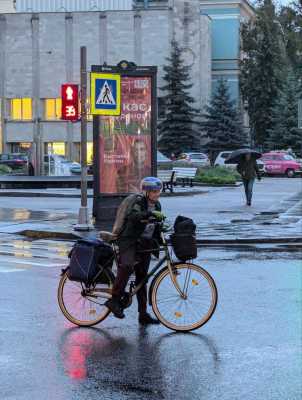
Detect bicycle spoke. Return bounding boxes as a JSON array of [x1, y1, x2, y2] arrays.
[[58, 273, 113, 326], [152, 264, 217, 331]]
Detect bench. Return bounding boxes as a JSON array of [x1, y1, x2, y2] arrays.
[[157, 170, 176, 193], [173, 167, 197, 187]]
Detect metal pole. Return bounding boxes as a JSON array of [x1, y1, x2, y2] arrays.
[[75, 46, 91, 231]]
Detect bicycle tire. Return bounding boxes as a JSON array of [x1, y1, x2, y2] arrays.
[[151, 263, 218, 332], [57, 269, 115, 327]]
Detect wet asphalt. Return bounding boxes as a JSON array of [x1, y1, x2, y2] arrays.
[[0, 236, 301, 400]]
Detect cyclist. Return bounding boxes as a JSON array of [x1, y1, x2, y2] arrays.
[[105, 177, 165, 324]]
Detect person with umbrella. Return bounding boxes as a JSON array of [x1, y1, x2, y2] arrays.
[[226, 149, 262, 206]]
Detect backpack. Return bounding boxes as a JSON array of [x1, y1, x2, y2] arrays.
[[112, 194, 143, 237], [67, 239, 114, 285]]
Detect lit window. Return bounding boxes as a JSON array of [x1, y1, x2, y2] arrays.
[[11, 98, 32, 120], [45, 99, 62, 120]]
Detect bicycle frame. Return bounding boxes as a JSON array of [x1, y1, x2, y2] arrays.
[[130, 232, 185, 299], [91, 231, 186, 299]]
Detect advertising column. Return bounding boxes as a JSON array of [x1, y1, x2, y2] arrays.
[[92, 63, 157, 227], [99, 76, 152, 194]]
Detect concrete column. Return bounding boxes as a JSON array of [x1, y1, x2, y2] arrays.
[[31, 14, 42, 175], [0, 15, 7, 153], [99, 13, 107, 64], [134, 13, 142, 65], [65, 13, 74, 161]]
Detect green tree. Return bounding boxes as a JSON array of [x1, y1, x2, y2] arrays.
[[202, 79, 246, 163], [278, 3, 302, 75], [266, 70, 301, 151], [240, 0, 286, 147], [158, 40, 200, 156]]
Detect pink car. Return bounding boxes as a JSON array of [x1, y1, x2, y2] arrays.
[[261, 152, 302, 178]]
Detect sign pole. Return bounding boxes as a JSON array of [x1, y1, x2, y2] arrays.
[[75, 46, 91, 231]]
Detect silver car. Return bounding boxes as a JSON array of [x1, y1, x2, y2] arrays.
[[176, 152, 210, 167]]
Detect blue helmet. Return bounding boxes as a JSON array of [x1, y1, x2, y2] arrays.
[[140, 177, 163, 192]]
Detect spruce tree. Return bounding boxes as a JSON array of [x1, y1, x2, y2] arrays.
[[240, 0, 286, 147], [202, 79, 246, 163], [266, 71, 301, 152], [158, 41, 200, 156]]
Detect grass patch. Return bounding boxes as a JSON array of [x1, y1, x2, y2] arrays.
[[195, 166, 240, 185]]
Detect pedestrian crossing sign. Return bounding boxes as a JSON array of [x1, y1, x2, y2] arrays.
[[90, 73, 121, 115]]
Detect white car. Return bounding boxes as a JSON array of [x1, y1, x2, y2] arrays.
[[176, 152, 210, 166], [214, 151, 265, 173], [214, 151, 235, 168]]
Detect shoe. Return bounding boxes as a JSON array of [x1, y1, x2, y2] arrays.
[[247, 201, 251, 206], [105, 297, 125, 319], [138, 312, 160, 325]]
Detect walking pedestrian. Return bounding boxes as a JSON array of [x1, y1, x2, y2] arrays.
[[237, 153, 261, 206]]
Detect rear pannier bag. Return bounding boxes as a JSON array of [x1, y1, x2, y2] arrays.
[[170, 215, 197, 261], [67, 239, 114, 285]]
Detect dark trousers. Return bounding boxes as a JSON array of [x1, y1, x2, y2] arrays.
[[112, 245, 151, 314], [243, 178, 255, 204]]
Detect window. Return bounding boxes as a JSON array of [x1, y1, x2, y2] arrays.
[[45, 99, 62, 120], [10, 98, 32, 120], [44, 142, 66, 156]]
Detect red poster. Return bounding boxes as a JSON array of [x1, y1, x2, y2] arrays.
[[99, 77, 152, 194]]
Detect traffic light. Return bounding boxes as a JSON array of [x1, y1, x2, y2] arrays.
[[61, 84, 79, 121]]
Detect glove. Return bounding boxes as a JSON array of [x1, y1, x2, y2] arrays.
[[151, 211, 166, 221]]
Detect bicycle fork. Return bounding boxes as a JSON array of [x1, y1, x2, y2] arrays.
[[161, 232, 187, 299]]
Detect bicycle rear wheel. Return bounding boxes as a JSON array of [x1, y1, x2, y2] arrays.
[[57, 269, 114, 327], [151, 263, 218, 332]]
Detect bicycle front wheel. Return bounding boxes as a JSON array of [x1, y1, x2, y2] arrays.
[[57, 269, 114, 327], [151, 263, 218, 332]]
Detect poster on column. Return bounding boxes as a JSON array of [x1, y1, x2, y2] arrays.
[[99, 77, 152, 194]]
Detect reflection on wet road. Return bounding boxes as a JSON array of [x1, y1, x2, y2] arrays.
[[0, 234, 71, 272]]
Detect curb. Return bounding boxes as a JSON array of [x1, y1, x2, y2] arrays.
[[18, 229, 82, 240], [193, 182, 242, 188], [17, 228, 302, 245], [0, 190, 208, 198]]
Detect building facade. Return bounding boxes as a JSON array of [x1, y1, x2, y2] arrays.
[[0, 0, 15, 13], [15, 0, 132, 12], [0, 0, 211, 174], [200, 0, 254, 101]]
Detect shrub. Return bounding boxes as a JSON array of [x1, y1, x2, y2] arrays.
[[195, 166, 240, 185], [0, 165, 12, 175]]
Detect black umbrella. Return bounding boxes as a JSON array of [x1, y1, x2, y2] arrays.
[[225, 149, 262, 164]]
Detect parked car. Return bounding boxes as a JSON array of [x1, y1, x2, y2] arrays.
[[157, 151, 172, 167], [69, 162, 82, 175], [0, 153, 29, 172], [261, 152, 302, 178], [176, 152, 210, 167], [214, 151, 265, 174]]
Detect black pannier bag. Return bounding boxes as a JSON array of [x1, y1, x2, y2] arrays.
[[67, 239, 114, 285], [170, 216, 197, 261]]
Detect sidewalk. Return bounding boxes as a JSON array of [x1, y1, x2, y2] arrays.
[[0, 178, 300, 244], [0, 186, 209, 198]]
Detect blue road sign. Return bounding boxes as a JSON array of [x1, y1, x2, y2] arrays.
[[90, 73, 121, 116]]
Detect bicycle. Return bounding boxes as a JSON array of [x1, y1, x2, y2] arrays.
[[57, 223, 218, 332]]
